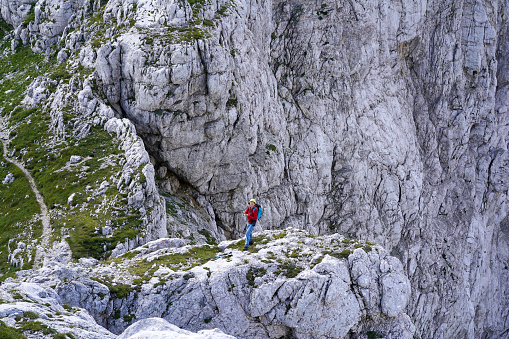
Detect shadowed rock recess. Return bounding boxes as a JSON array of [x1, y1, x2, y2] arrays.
[[0, 0, 507, 338]]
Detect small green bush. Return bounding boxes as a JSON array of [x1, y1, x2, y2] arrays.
[[275, 261, 302, 278], [340, 249, 352, 258], [367, 330, 384, 339], [22, 311, 39, 320], [123, 314, 135, 323], [20, 321, 57, 335]]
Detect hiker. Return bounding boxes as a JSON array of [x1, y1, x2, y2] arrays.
[[242, 199, 259, 251]]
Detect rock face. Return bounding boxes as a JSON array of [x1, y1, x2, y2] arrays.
[[104, 117, 168, 256], [0, 280, 234, 338], [1, 0, 508, 338], [89, 1, 509, 336]]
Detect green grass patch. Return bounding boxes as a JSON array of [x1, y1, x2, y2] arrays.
[[128, 244, 221, 276], [62, 210, 142, 260], [22, 311, 39, 320], [88, 8, 105, 25], [91, 277, 136, 299], [0, 47, 46, 117], [0, 143, 41, 276], [110, 250, 140, 263], [19, 321, 57, 335], [198, 230, 217, 245], [265, 144, 276, 153], [275, 261, 303, 278], [272, 232, 286, 240], [217, 5, 228, 16], [178, 26, 211, 42], [23, 126, 123, 208], [49, 65, 73, 83], [187, 0, 206, 6], [0, 320, 26, 339], [227, 234, 267, 252], [326, 249, 352, 259]]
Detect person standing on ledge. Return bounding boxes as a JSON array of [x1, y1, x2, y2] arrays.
[[242, 199, 259, 251]]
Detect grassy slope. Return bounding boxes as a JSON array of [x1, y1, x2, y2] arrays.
[[0, 43, 47, 279], [0, 12, 147, 276]]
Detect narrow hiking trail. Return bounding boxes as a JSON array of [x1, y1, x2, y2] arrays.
[[0, 121, 51, 268]]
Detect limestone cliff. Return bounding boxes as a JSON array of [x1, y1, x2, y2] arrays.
[[0, 0, 508, 338]]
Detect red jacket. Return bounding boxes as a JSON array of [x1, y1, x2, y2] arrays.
[[244, 206, 259, 224]]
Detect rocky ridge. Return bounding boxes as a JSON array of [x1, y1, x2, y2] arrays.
[[2, 229, 413, 338]]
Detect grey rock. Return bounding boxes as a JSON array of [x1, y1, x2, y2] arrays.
[[118, 317, 235, 339], [54, 229, 414, 338], [0, 282, 116, 339], [102, 226, 112, 236], [70, 155, 82, 164], [67, 192, 75, 205], [79, 258, 99, 267], [2, 172, 14, 184], [56, 48, 68, 64]]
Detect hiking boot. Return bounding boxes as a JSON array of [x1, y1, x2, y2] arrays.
[[243, 246, 249, 251], [249, 241, 253, 245]]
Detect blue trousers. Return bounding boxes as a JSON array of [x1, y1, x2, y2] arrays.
[[245, 222, 255, 247]]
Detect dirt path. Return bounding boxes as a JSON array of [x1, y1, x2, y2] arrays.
[[0, 125, 50, 268]]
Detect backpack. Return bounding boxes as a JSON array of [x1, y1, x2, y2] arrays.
[[255, 204, 262, 220]]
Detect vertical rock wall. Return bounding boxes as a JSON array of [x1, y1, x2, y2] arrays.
[[99, 0, 507, 337], [90, 0, 509, 337]]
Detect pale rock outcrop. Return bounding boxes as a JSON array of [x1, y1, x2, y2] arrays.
[[0, 279, 233, 339], [0, 0, 33, 28], [0, 230, 414, 338], [2, 0, 97, 53], [22, 77, 55, 108], [8, 241, 26, 267], [0, 281, 117, 339], [2, 172, 14, 184], [118, 318, 235, 339], [104, 117, 168, 256], [53, 229, 414, 338]]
